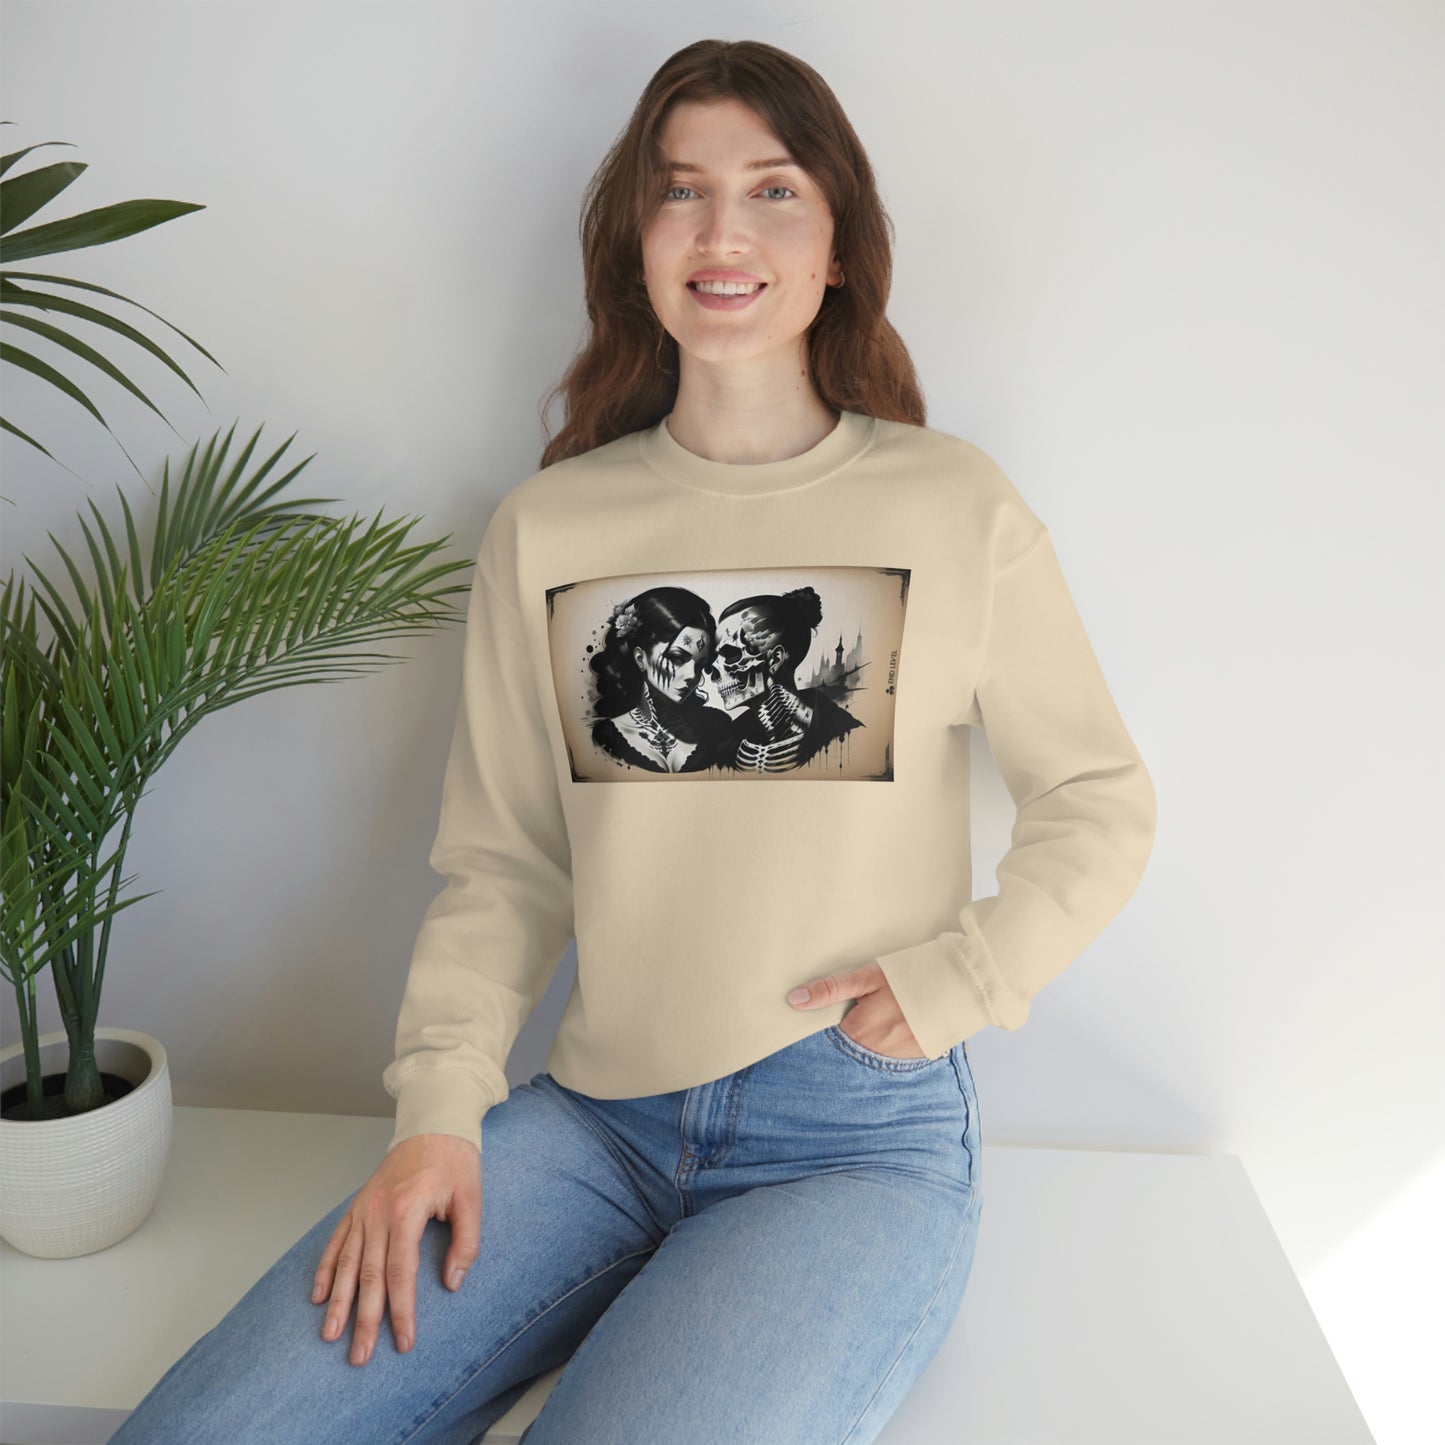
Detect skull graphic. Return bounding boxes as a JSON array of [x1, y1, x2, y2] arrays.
[[709, 608, 776, 710]]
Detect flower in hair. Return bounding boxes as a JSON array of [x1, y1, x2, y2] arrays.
[[612, 602, 640, 639]]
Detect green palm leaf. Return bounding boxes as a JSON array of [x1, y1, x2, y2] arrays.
[[0, 123, 221, 480], [1, 422, 474, 1117]]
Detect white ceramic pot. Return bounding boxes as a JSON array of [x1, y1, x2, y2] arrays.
[[0, 1026, 172, 1258]]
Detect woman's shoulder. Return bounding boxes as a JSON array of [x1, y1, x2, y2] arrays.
[[865, 413, 1045, 552], [495, 425, 648, 516]]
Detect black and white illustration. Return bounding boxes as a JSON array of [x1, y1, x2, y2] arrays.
[[545, 566, 909, 781]]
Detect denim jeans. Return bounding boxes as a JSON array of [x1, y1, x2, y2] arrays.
[[109, 1022, 983, 1445]]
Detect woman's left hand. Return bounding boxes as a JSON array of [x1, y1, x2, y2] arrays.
[[786, 961, 927, 1059]]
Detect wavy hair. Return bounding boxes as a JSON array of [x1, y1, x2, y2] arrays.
[[537, 38, 925, 468], [588, 586, 718, 720]]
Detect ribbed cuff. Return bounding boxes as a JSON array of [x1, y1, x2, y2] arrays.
[[386, 1068, 493, 1155], [873, 937, 994, 1060]]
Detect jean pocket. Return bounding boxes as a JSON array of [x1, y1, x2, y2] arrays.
[[825, 1023, 941, 1072]]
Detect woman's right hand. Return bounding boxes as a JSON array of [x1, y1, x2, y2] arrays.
[[312, 1132, 482, 1366]]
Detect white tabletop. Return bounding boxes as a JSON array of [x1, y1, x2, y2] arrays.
[[0, 1106, 1373, 1445]]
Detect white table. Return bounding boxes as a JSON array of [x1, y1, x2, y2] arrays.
[[0, 1106, 1375, 1445]]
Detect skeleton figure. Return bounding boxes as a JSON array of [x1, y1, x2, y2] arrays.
[[710, 598, 858, 773]]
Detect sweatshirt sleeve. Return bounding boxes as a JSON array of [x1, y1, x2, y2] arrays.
[[380, 528, 574, 1154], [874, 524, 1157, 1059]]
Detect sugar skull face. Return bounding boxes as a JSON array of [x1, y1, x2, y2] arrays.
[[709, 608, 779, 709], [634, 626, 711, 703]]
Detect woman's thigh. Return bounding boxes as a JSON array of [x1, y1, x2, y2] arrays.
[[520, 1164, 982, 1445], [108, 1076, 663, 1445], [520, 1028, 984, 1445]]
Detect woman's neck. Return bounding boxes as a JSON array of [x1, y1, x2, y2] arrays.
[[663, 392, 840, 467]]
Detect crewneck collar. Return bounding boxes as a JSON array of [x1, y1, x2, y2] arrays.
[[638, 408, 876, 497]]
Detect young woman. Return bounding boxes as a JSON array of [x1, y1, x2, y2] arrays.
[[111, 38, 1155, 1445]]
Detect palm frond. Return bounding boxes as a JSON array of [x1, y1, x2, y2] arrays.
[[0, 126, 220, 470], [2, 424, 475, 1028]]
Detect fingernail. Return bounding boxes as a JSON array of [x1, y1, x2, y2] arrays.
[[398, 1333, 411, 1352], [448, 1268, 465, 1290], [787, 987, 810, 1005]]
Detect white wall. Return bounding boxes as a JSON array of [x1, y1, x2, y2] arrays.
[[2, 2, 1439, 1440]]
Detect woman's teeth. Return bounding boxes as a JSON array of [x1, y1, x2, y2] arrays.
[[690, 280, 764, 295]]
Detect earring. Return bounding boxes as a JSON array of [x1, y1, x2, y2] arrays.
[[835, 267, 846, 288]]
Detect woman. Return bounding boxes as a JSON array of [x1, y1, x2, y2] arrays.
[[587, 586, 733, 772], [112, 38, 1155, 1445]]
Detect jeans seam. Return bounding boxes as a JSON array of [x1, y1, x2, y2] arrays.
[[536, 1076, 671, 1245], [396, 1243, 657, 1444], [948, 1049, 979, 1190], [537, 1075, 647, 1202], [836, 1218, 971, 1445], [707, 1068, 747, 1171], [675, 1091, 694, 1212]]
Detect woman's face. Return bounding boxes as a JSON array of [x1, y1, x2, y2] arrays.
[[639, 97, 841, 374], [633, 626, 711, 703]]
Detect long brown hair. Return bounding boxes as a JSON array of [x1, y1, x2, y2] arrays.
[[537, 38, 926, 469]]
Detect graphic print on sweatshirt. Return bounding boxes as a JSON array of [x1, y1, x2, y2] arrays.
[[544, 566, 909, 781]]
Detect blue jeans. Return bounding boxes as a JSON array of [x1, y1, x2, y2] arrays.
[[109, 1023, 983, 1445]]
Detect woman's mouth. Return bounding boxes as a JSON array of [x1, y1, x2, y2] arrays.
[[687, 281, 767, 312]]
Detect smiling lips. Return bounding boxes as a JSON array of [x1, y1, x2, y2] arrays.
[[687, 280, 768, 311]]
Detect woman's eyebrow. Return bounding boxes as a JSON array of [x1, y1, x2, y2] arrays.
[[665, 156, 800, 173]]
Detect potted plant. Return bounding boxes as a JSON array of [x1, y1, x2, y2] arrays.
[[0, 425, 473, 1256], [0, 125, 474, 1257]]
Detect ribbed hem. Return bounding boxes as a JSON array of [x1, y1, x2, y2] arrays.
[[638, 407, 876, 496]]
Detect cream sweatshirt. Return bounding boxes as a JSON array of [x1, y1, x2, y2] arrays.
[[381, 408, 1157, 1152]]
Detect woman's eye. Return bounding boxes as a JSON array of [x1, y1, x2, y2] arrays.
[[663, 184, 797, 202]]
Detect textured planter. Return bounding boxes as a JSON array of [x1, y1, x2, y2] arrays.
[[0, 1027, 172, 1258]]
